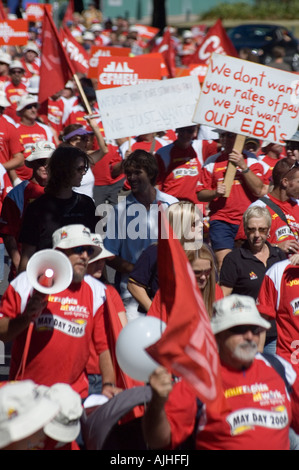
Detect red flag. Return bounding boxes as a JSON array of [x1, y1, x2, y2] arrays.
[[184, 19, 238, 66], [60, 27, 89, 75], [151, 29, 176, 78], [38, 6, 75, 108], [62, 0, 75, 27], [146, 209, 228, 415], [0, 0, 7, 20]]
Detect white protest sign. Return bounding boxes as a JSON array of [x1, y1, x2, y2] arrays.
[[96, 76, 201, 140], [193, 53, 299, 144]]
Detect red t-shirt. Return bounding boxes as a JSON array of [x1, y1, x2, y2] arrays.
[[156, 140, 216, 205], [14, 121, 54, 181], [237, 194, 299, 244], [257, 260, 299, 373], [0, 114, 24, 165], [166, 355, 295, 450], [197, 152, 265, 224], [4, 81, 28, 123]]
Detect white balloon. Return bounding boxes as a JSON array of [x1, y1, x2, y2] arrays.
[[116, 316, 166, 382]]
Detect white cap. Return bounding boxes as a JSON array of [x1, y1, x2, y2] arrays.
[[27, 75, 40, 94], [64, 80, 75, 90], [0, 50, 12, 65], [16, 94, 38, 112], [211, 294, 271, 335], [43, 384, 82, 443], [25, 141, 56, 167], [0, 380, 59, 449], [90, 23, 102, 32], [23, 41, 40, 55], [52, 224, 101, 259], [9, 60, 25, 71], [0, 92, 10, 108], [89, 233, 114, 263], [83, 32, 95, 41], [182, 30, 193, 39]]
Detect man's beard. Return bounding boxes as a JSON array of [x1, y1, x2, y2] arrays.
[[232, 341, 258, 363]]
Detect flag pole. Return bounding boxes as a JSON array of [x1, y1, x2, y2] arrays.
[[72, 73, 93, 114]]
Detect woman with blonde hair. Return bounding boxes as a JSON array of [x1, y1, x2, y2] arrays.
[[128, 201, 220, 318], [185, 244, 223, 319]]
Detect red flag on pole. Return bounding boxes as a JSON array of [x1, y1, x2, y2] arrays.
[[62, 0, 75, 27], [38, 5, 75, 109], [146, 209, 228, 415], [150, 29, 176, 78], [60, 27, 89, 75], [184, 19, 238, 66]]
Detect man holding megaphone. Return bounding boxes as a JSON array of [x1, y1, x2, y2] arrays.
[[0, 224, 119, 401]]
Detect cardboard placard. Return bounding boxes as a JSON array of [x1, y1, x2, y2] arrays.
[[96, 76, 201, 140]]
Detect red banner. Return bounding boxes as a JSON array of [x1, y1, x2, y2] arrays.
[[26, 3, 50, 22], [0, 20, 28, 46], [175, 63, 208, 83], [62, 0, 74, 26], [88, 45, 131, 79], [185, 19, 238, 66], [38, 6, 74, 108], [94, 56, 162, 89], [146, 210, 228, 415], [60, 27, 89, 75], [150, 29, 176, 78]]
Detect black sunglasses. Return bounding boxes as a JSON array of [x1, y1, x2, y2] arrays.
[[24, 103, 38, 111], [228, 325, 263, 335], [71, 246, 94, 256]]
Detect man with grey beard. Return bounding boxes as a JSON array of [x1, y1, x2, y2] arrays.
[[142, 294, 299, 450]]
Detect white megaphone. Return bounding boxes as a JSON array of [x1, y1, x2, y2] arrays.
[[26, 249, 73, 294]]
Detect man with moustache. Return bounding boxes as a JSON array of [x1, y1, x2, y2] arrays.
[[0, 224, 117, 400], [142, 295, 299, 450]]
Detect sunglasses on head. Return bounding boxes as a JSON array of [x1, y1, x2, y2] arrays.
[[71, 246, 94, 256], [228, 325, 263, 335], [287, 142, 299, 151]]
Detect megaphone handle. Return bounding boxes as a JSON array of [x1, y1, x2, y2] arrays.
[[15, 322, 34, 380]]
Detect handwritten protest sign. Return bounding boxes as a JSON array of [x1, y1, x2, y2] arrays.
[[193, 53, 299, 143], [96, 76, 200, 140]]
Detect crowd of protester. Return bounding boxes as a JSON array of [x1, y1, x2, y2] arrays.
[[0, 2, 299, 451]]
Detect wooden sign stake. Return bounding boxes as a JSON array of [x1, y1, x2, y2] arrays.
[[223, 134, 246, 198]]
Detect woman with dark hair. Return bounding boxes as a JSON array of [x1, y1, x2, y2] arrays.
[[60, 117, 108, 199], [18, 145, 97, 272]]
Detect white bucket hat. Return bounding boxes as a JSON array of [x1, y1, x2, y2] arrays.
[[89, 233, 114, 263], [9, 59, 25, 71], [0, 380, 59, 449], [25, 141, 56, 167], [52, 224, 101, 259], [16, 94, 38, 113], [42, 383, 83, 443], [23, 41, 40, 55], [211, 294, 271, 335]]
